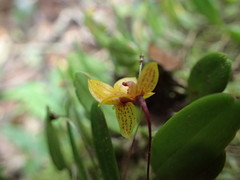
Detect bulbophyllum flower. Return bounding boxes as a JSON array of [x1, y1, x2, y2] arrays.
[[88, 62, 159, 138]]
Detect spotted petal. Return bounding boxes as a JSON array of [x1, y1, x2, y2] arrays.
[[115, 102, 136, 138], [88, 79, 115, 102], [137, 62, 159, 96]]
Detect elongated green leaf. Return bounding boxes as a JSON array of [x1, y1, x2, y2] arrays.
[[112, 7, 132, 40], [146, 0, 164, 37], [161, 0, 178, 22], [84, 12, 110, 47], [67, 48, 111, 82], [187, 52, 231, 101], [109, 37, 139, 67], [198, 151, 226, 180], [74, 72, 94, 113], [151, 93, 240, 179], [45, 107, 67, 170], [90, 102, 120, 180], [227, 25, 240, 44], [101, 105, 119, 133], [67, 121, 88, 180], [190, 0, 222, 25]]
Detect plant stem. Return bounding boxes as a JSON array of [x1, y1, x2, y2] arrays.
[[137, 96, 152, 180]]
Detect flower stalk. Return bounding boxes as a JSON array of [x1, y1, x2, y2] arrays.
[[137, 96, 152, 180]]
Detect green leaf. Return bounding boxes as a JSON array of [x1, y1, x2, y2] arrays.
[[109, 37, 139, 67], [226, 25, 240, 44], [101, 105, 120, 133], [161, 0, 178, 22], [112, 7, 132, 40], [45, 107, 67, 170], [90, 102, 121, 180], [151, 93, 240, 180], [187, 52, 232, 102], [3, 82, 51, 119], [145, 0, 163, 37], [84, 12, 110, 47], [67, 48, 111, 82], [198, 151, 226, 180], [74, 72, 94, 113], [190, 0, 222, 25], [67, 121, 88, 180]]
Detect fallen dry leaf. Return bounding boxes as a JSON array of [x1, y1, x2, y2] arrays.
[[148, 43, 181, 71]]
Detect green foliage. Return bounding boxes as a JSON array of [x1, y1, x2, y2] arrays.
[[30, 163, 69, 180], [84, 11, 139, 76], [187, 52, 232, 101], [84, 11, 111, 47], [190, 0, 222, 25], [145, 0, 163, 37], [108, 36, 139, 67], [45, 107, 67, 171], [161, 0, 179, 22], [2, 124, 47, 173], [67, 121, 88, 180], [227, 25, 240, 44], [90, 102, 121, 180], [67, 48, 111, 82], [151, 93, 240, 179], [0, 168, 12, 180], [74, 72, 94, 114], [3, 82, 51, 119]]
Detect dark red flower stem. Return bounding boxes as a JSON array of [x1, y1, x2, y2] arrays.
[[136, 96, 152, 180]]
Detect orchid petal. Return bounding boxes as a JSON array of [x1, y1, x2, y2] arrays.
[[143, 92, 155, 99], [100, 92, 126, 105], [137, 62, 159, 96], [88, 79, 115, 102], [115, 102, 136, 138]]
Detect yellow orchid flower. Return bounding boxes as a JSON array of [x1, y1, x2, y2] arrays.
[[88, 62, 159, 138]]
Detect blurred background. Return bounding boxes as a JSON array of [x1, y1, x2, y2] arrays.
[[0, 0, 240, 179]]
